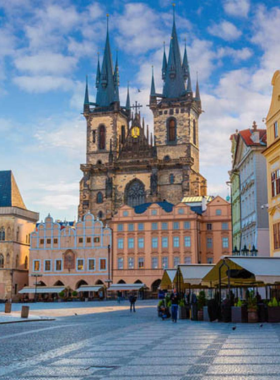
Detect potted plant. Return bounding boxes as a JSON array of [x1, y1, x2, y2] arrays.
[[231, 299, 248, 323], [197, 291, 206, 321], [247, 291, 258, 323], [72, 290, 78, 301], [58, 291, 65, 302], [267, 297, 280, 323], [157, 299, 164, 317], [179, 299, 188, 319]]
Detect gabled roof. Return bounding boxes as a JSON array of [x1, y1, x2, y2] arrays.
[[0, 170, 26, 209], [239, 129, 267, 147], [134, 201, 174, 214]]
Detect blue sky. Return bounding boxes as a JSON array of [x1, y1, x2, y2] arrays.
[[0, 0, 278, 221]]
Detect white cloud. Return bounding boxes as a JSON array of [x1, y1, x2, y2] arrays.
[[33, 194, 78, 211], [14, 53, 77, 74], [208, 20, 242, 41], [13, 75, 74, 93], [223, 0, 250, 18], [217, 47, 252, 62]]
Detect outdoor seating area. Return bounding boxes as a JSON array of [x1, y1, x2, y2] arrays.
[[159, 257, 280, 323]]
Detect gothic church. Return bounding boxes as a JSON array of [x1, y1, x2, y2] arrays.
[[78, 10, 207, 220]]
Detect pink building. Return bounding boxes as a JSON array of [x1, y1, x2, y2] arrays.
[[29, 212, 111, 298]]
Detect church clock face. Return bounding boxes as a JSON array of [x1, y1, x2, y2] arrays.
[[131, 126, 140, 138]]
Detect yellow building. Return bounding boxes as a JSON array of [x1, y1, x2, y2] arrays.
[[263, 71, 280, 256]]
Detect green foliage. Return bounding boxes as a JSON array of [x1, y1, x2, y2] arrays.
[[268, 297, 279, 307], [179, 299, 185, 307], [158, 300, 164, 307], [247, 291, 257, 310], [197, 291, 206, 311], [167, 300, 172, 308], [234, 299, 244, 307], [72, 291, 78, 297], [58, 291, 65, 298]]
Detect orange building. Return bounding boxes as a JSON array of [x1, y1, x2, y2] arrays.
[[110, 197, 232, 291]]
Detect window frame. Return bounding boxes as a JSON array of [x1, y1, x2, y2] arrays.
[[55, 259, 63, 272], [99, 258, 107, 271], [88, 258, 96, 271], [44, 259, 51, 272], [76, 258, 85, 271], [33, 260, 40, 272]]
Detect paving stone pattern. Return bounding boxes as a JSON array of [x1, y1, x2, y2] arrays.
[[0, 301, 280, 379]]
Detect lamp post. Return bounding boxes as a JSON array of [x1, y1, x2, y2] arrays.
[[250, 245, 258, 257], [104, 244, 112, 299], [232, 246, 239, 256], [241, 245, 249, 256], [31, 274, 43, 302]]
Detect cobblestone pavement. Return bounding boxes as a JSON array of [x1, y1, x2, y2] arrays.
[[1, 300, 280, 379]]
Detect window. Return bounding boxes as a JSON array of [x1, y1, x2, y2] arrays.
[[216, 209, 222, 216], [98, 211, 103, 219], [40, 239, 44, 244], [207, 257, 213, 264], [33, 260, 40, 271], [88, 259, 95, 270], [117, 224, 123, 232], [151, 210, 157, 215], [271, 169, 280, 197], [128, 223, 134, 232], [0, 254, 4, 268], [77, 259, 84, 271], [138, 238, 144, 249], [184, 221, 190, 229], [55, 259, 62, 271], [123, 211, 128, 217], [207, 223, 212, 231], [118, 258, 124, 269], [100, 258, 107, 270], [162, 222, 168, 230], [96, 192, 103, 204], [152, 257, 158, 269], [87, 237, 91, 243], [128, 238, 134, 249], [98, 124, 106, 150], [207, 238, 213, 248], [152, 222, 158, 230], [274, 121, 278, 138], [117, 238, 124, 249], [138, 257, 144, 268], [79, 237, 83, 243], [16, 227, 20, 242], [0, 228, 5, 241], [184, 256, 191, 264], [178, 208, 184, 214], [162, 257, 168, 269], [94, 237, 100, 243], [273, 222, 280, 249], [169, 174, 175, 184], [46, 238, 51, 244], [168, 118, 176, 142], [54, 238, 58, 244], [162, 236, 168, 248], [193, 120, 196, 145], [92, 130, 96, 143], [152, 237, 158, 248], [222, 223, 228, 230], [24, 256, 28, 269], [125, 179, 146, 207], [121, 125, 125, 144], [173, 256, 180, 267], [128, 257, 134, 269], [173, 222, 179, 230], [138, 223, 144, 231], [44, 260, 51, 271], [173, 236, 180, 248], [15, 254, 19, 268], [222, 237, 229, 248], [184, 236, 191, 247]]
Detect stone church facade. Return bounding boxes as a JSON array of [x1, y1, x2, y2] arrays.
[[78, 12, 207, 221]]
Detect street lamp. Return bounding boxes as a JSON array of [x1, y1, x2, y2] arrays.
[[241, 245, 249, 256], [250, 245, 258, 257], [31, 274, 43, 302], [232, 246, 239, 256]]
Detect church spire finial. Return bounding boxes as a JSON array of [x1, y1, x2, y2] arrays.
[[150, 65, 156, 97], [84, 75, 90, 113], [195, 71, 201, 103], [126, 82, 131, 111]]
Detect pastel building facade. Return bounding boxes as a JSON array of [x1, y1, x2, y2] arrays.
[[230, 124, 269, 256], [110, 197, 231, 291], [29, 212, 111, 293], [263, 70, 280, 257], [0, 171, 39, 300]]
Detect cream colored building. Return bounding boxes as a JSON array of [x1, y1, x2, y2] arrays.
[[0, 171, 39, 300], [263, 70, 280, 256]]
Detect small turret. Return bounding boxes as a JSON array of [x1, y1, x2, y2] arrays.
[[162, 42, 167, 80], [182, 41, 189, 80], [96, 53, 101, 88], [84, 75, 90, 113], [150, 66, 157, 108], [126, 83, 131, 111], [194, 73, 201, 107]]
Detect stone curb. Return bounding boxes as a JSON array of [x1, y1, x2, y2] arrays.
[[0, 318, 55, 325]]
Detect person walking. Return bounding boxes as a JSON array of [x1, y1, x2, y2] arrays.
[[170, 288, 179, 322], [129, 293, 137, 312], [117, 290, 122, 304]]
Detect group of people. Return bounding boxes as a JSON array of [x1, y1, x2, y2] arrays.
[[159, 288, 180, 322]]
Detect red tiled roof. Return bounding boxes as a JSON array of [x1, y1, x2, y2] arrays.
[[239, 129, 267, 146]]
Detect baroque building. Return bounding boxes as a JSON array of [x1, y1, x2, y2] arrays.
[[78, 10, 207, 221]]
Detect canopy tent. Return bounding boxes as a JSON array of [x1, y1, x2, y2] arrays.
[[202, 256, 280, 287], [160, 269, 177, 289], [108, 284, 145, 291], [178, 264, 215, 287], [76, 285, 103, 292], [19, 286, 65, 294]]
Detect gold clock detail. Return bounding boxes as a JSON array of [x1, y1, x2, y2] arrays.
[[131, 126, 140, 138]]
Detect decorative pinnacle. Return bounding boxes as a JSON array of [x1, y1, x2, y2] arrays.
[[106, 13, 109, 31]]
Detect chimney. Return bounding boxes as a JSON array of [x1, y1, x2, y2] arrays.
[[202, 196, 207, 212], [251, 121, 260, 143]]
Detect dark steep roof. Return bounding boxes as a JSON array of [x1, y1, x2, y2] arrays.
[[0, 170, 12, 207], [134, 201, 174, 214]]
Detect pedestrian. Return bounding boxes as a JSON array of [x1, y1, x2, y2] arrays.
[[129, 293, 137, 312], [117, 290, 122, 304], [170, 288, 179, 322]]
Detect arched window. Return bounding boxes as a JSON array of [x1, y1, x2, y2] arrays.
[[0, 254, 4, 268], [6, 253, 10, 265], [164, 155, 170, 161], [193, 120, 196, 145], [16, 227, 20, 242], [96, 192, 103, 204], [125, 179, 146, 207], [24, 256, 28, 269], [121, 125, 125, 144], [0, 227, 5, 241], [98, 211, 103, 219], [167, 118, 176, 142], [169, 174, 175, 184], [98, 125, 106, 150], [15, 254, 19, 268], [97, 160, 102, 165]]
